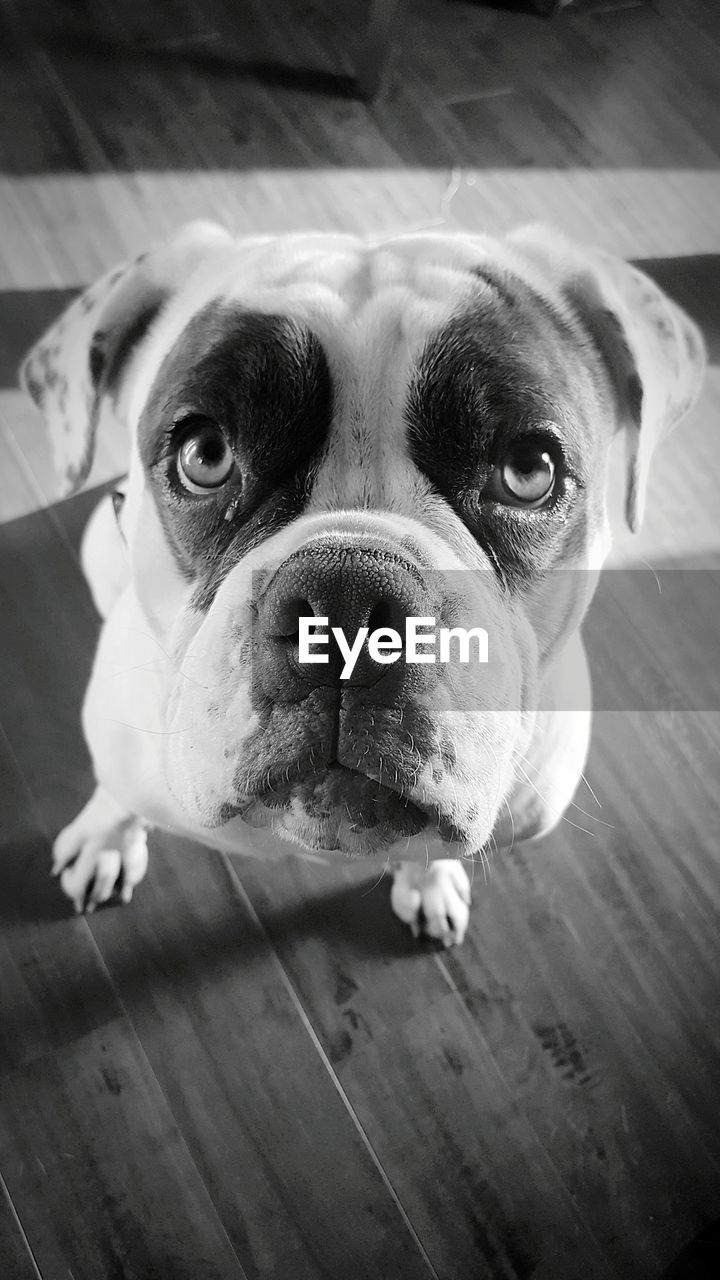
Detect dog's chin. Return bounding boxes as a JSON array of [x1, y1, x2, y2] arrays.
[[226, 764, 472, 861]]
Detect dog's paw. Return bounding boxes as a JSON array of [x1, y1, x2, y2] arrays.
[[390, 859, 471, 947], [52, 786, 149, 913]]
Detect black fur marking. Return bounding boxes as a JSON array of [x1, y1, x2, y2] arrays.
[[139, 302, 333, 607], [406, 274, 596, 581], [89, 335, 107, 385], [111, 488, 126, 535], [626, 371, 643, 425], [560, 279, 644, 434], [100, 299, 165, 403]]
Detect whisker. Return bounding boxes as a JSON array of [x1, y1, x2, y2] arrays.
[[635, 556, 662, 595], [516, 753, 614, 828], [98, 717, 191, 736], [502, 796, 516, 856], [107, 658, 169, 679], [363, 856, 391, 897], [119, 627, 208, 687], [580, 770, 602, 809], [513, 760, 596, 838]]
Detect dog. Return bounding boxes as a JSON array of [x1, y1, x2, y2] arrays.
[[21, 222, 705, 945]]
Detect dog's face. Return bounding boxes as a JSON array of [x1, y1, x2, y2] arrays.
[[22, 223, 704, 860]]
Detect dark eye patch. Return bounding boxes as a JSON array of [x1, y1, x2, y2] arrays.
[[138, 301, 333, 606], [405, 276, 592, 581]]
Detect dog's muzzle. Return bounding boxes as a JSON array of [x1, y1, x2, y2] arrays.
[[255, 540, 440, 702], [165, 530, 525, 855], [235, 538, 453, 849]]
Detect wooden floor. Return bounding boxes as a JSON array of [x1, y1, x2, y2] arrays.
[[1, 1, 720, 1277]]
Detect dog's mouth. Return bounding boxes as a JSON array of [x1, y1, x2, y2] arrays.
[[230, 762, 467, 857]]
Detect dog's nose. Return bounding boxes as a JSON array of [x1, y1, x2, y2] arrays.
[[256, 541, 438, 702]]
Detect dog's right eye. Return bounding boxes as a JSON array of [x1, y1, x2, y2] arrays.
[[176, 419, 236, 493]]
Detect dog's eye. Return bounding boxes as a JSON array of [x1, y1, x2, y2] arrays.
[[487, 437, 557, 508], [177, 420, 235, 493]]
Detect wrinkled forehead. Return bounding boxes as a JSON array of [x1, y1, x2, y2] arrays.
[[182, 231, 511, 314], [127, 233, 519, 423]]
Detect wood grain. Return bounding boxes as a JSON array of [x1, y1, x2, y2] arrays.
[[0, 1022, 248, 1280], [0, 735, 248, 1279], [0, 1177, 40, 1280]]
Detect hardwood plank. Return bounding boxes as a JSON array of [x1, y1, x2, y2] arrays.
[[0, 1177, 40, 1280], [0, 18, 94, 178], [0, 287, 79, 389], [0, 490, 99, 831], [233, 854, 616, 1280], [447, 842, 720, 1279], [0, 734, 246, 1279], [0, 481, 126, 1074], [88, 834, 435, 1280], [584, 567, 720, 710], [532, 6, 719, 168], [0, 727, 122, 1076], [5, 0, 716, 180], [0, 1024, 246, 1280]]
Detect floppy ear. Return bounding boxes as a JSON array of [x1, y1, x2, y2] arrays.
[[507, 226, 706, 531], [20, 220, 233, 496]]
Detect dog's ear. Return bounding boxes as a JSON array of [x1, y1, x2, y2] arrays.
[[20, 220, 233, 496], [507, 226, 706, 531]]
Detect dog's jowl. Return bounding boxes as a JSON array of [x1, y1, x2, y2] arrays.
[[22, 221, 705, 944]]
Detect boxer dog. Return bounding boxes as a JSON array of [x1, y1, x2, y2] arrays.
[[21, 223, 704, 945]]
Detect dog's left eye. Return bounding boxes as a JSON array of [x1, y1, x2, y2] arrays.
[[486, 437, 557, 508], [177, 420, 235, 493]]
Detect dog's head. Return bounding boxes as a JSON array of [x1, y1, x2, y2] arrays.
[[22, 222, 705, 859]]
